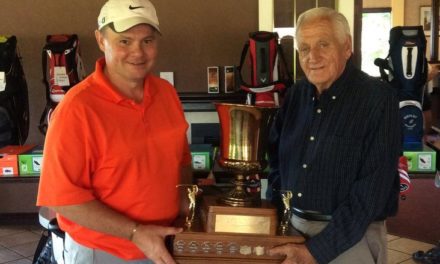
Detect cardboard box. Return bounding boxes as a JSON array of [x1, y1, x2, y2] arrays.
[[190, 144, 212, 171], [0, 145, 35, 176], [403, 145, 437, 173], [18, 145, 44, 176], [207, 66, 219, 93]]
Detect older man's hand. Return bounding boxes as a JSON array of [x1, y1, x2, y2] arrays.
[[269, 243, 317, 264]]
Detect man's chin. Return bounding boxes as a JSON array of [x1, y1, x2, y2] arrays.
[[128, 69, 151, 79], [307, 76, 325, 84]]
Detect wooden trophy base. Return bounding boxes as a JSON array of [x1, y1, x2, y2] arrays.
[[170, 195, 305, 263]]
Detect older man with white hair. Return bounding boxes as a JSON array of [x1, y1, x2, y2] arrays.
[[268, 7, 401, 264]]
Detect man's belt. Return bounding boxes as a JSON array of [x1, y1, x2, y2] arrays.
[[292, 207, 332, 221]]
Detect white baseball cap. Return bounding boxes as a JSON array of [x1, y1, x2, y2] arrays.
[[97, 0, 160, 33]]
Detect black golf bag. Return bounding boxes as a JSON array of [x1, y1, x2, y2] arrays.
[[0, 35, 30, 147], [375, 26, 428, 151]]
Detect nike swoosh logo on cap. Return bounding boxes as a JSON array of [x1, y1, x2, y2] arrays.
[[129, 5, 144, 10]]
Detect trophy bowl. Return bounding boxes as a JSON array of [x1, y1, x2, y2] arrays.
[[215, 103, 278, 207]]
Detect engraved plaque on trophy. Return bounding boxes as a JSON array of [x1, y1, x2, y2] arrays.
[[171, 103, 304, 263]]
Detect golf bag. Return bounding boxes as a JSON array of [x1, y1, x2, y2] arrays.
[[0, 35, 30, 147], [398, 156, 411, 199], [39, 34, 86, 135], [237, 31, 293, 106], [33, 218, 65, 264], [375, 26, 428, 151]]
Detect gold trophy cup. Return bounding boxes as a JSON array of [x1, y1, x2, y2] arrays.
[[215, 102, 277, 207]]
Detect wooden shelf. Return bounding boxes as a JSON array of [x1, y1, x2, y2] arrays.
[[409, 173, 436, 179], [179, 92, 247, 112], [0, 176, 39, 183]]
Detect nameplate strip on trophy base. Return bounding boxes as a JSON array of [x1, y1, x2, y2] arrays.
[[171, 226, 305, 264]]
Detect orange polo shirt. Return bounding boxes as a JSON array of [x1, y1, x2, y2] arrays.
[[37, 58, 191, 260]]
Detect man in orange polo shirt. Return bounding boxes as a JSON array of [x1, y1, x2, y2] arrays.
[[37, 0, 192, 263]]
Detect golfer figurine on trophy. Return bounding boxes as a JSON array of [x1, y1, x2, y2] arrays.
[[280, 190, 293, 235]]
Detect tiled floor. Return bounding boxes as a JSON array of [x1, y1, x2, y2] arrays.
[[0, 224, 436, 264], [387, 234, 436, 264], [0, 225, 42, 264]]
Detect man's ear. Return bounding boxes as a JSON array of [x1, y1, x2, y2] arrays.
[[95, 30, 105, 53], [344, 35, 353, 60]]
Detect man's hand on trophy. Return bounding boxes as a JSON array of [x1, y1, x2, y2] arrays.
[[269, 243, 317, 264], [131, 224, 183, 264]]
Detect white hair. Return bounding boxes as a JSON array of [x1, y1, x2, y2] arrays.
[[295, 7, 351, 46]]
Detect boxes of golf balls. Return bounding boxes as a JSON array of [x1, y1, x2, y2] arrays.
[[403, 145, 436, 173], [18, 145, 44, 176]]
